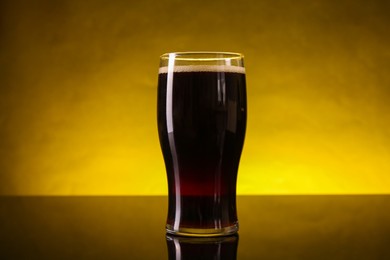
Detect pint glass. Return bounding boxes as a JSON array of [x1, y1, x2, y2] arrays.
[[157, 52, 246, 236]]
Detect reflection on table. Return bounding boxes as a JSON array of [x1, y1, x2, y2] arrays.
[[1, 196, 390, 259], [166, 235, 238, 260]]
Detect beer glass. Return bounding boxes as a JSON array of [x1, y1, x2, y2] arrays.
[[157, 52, 246, 237]]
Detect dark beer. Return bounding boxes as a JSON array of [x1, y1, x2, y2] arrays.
[[158, 65, 246, 235]]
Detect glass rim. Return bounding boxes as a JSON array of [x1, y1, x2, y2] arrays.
[[160, 51, 244, 61]]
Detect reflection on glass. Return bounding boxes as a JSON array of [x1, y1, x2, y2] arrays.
[[166, 234, 238, 260]]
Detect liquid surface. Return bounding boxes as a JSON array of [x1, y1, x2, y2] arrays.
[[159, 65, 246, 74]]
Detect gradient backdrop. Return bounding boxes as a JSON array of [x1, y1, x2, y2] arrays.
[[1, 0, 389, 195]]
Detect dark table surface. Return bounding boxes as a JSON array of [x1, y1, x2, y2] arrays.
[[1, 195, 390, 259]]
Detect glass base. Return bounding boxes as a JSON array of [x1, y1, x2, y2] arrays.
[[166, 223, 239, 237]]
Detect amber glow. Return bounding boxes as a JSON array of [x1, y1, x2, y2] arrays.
[[0, 0, 389, 195]]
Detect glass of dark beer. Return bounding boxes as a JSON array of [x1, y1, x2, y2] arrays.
[[157, 52, 246, 237]]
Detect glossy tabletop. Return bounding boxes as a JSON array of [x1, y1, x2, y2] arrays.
[[1, 196, 389, 259]]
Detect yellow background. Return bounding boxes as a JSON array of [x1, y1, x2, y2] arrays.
[[1, 0, 389, 195]]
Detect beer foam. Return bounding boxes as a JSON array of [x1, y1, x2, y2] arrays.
[[159, 65, 245, 74]]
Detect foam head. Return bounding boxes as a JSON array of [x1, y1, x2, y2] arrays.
[[159, 65, 245, 74]]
